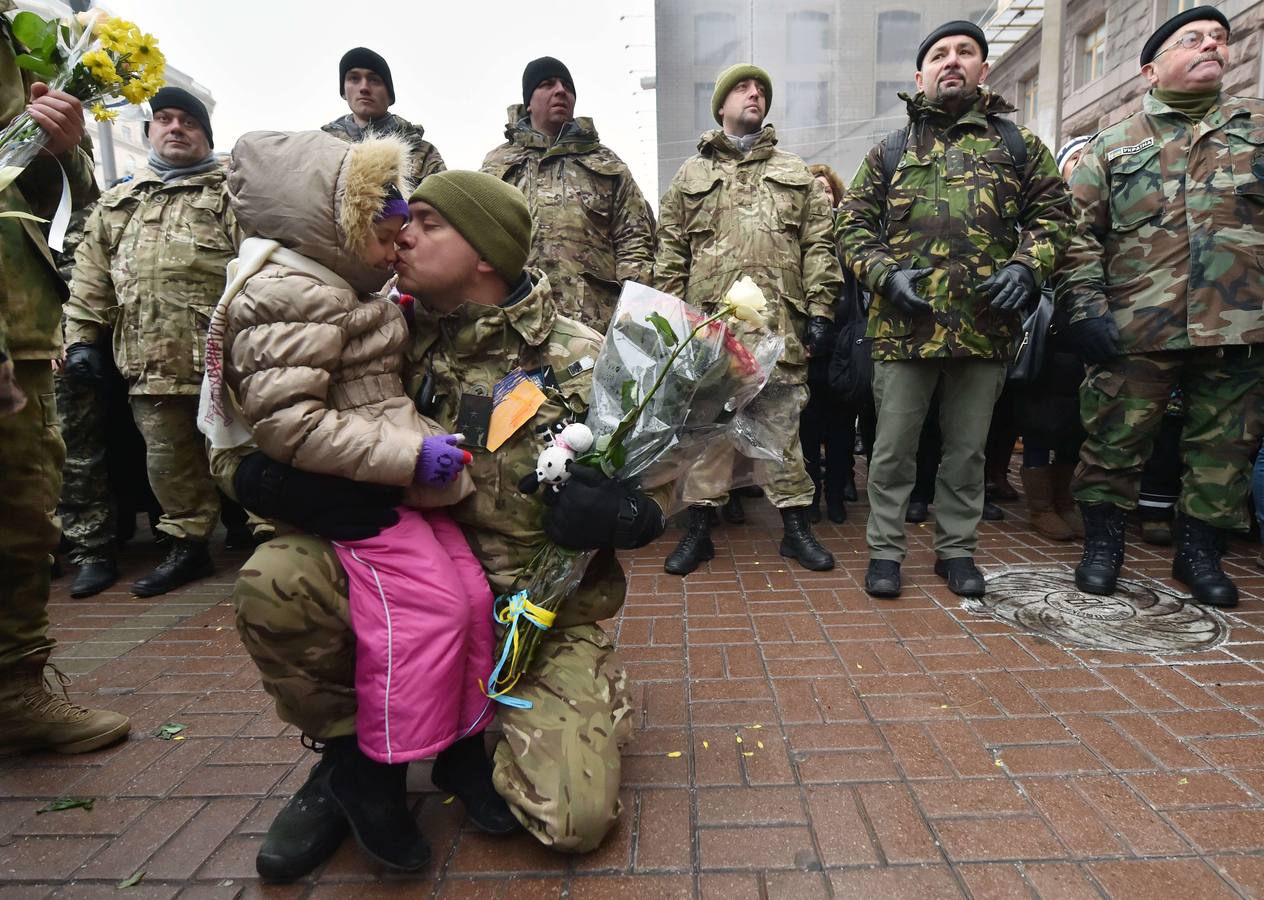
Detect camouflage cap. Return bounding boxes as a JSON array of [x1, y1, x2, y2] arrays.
[[410, 171, 532, 283]]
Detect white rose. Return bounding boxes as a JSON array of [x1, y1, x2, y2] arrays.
[[724, 276, 768, 325], [75, 9, 108, 33]]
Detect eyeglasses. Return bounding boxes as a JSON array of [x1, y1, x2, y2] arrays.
[[1154, 28, 1229, 58]]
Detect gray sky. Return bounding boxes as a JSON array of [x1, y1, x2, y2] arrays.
[[105, 0, 660, 200]]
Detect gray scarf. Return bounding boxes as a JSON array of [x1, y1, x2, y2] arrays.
[[147, 149, 219, 183]]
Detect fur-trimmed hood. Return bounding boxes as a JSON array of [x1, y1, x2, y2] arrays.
[[227, 130, 411, 293]]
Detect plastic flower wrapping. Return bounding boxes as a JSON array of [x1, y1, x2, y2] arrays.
[[486, 280, 785, 707], [0, 8, 165, 242]]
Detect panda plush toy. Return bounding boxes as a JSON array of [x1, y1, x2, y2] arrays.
[[535, 422, 595, 487]]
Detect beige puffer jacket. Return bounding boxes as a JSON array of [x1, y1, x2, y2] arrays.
[[222, 131, 458, 494]]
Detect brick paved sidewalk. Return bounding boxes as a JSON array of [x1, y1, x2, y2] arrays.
[[3, 480, 1264, 899]]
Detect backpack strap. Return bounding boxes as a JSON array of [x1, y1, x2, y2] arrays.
[[878, 126, 910, 192], [991, 115, 1028, 178]]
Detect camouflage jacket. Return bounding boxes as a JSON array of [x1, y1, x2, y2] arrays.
[[405, 269, 627, 628], [654, 125, 842, 378], [1058, 91, 1264, 352], [481, 107, 655, 332], [64, 164, 241, 395], [838, 90, 1073, 361], [0, 2, 99, 361], [321, 112, 445, 185]]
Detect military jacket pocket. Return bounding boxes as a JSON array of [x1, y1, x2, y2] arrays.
[[680, 175, 722, 236], [763, 170, 810, 232], [1107, 145, 1164, 231], [1228, 127, 1264, 203], [979, 147, 1023, 221], [885, 157, 935, 236]]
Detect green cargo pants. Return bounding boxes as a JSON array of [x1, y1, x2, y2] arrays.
[[55, 371, 114, 564], [867, 358, 1007, 561], [233, 535, 633, 853], [1073, 348, 1264, 530], [129, 395, 219, 541], [0, 362, 63, 667]]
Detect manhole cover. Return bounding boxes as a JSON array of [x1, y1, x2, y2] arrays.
[[967, 567, 1229, 654]]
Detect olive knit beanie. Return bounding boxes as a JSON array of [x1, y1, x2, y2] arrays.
[[410, 171, 532, 283], [711, 64, 773, 124]]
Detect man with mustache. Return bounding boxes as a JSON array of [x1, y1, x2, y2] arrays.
[[838, 21, 1072, 600], [1059, 5, 1264, 608], [655, 63, 844, 575], [481, 57, 655, 331], [65, 87, 240, 597]]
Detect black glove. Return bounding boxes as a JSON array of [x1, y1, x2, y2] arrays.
[[63, 342, 109, 383], [233, 451, 403, 541], [1068, 315, 1122, 365], [802, 316, 835, 357], [981, 263, 1037, 312], [884, 267, 934, 317], [535, 464, 665, 551]]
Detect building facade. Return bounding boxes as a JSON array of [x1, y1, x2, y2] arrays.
[[652, 0, 988, 198], [987, 0, 1264, 151]]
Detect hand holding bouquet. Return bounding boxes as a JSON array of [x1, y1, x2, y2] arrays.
[[1, 8, 165, 209]]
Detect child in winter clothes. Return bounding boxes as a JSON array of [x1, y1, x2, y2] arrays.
[[199, 130, 510, 869]]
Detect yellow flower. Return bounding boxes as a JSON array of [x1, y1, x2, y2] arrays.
[[119, 78, 150, 104], [90, 102, 119, 122], [97, 21, 132, 53], [130, 33, 161, 66], [82, 49, 122, 85], [724, 276, 769, 325]]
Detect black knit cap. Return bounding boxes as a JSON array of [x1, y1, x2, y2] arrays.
[[1140, 5, 1230, 64], [340, 47, 395, 105], [146, 87, 213, 148], [521, 56, 576, 108], [916, 20, 989, 70]]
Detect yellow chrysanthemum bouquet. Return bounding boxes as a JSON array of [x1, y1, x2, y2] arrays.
[[0, 8, 165, 196]]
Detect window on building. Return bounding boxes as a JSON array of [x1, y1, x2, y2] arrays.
[[785, 81, 828, 131], [1077, 21, 1107, 87], [695, 12, 740, 68], [1021, 75, 1039, 124], [876, 11, 922, 65], [695, 82, 717, 132], [1164, 0, 1198, 16], [874, 80, 916, 115], [787, 10, 830, 63]]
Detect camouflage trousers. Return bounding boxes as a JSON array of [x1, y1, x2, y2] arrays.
[[54, 372, 114, 564], [129, 395, 219, 541], [0, 362, 63, 667], [698, 373, 815, 509], [233, 535, 633, 853], [1073, 348, 1264, 530]]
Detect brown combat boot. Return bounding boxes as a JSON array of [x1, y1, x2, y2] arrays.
[[0, 653, 130, 755], [1049, 464, 1084, 538], [1020, 466, 1073, 541]]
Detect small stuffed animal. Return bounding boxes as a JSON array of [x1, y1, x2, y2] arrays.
[[534, 422, 595, 487]]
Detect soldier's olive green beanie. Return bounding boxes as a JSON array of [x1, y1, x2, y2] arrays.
[[711, 64, 773, 124], [410, 171, 532, 283]]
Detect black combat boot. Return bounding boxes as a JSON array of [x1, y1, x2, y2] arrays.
[[779, 507, 835, 571], [1075, 503, 1126, 595], [664, 506, 715, 576], [864, 559, 901, 599], [130, 538, 213, 597], [70, 556, 118, 599], [934, 557, 986, 597], [324, 736, 430, 871], [720, 493, 746, 524], [905, 499, 929, 523], [431, 734, 518, 834], [1172, 514, 1239, 608], [256, 745, 349, 882]]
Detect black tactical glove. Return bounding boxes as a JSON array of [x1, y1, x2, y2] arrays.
[[536, 464, 665, 551], [63, 342, 109, 383], [884, 267, 934, 317], [233, 451, 403, 541], [802, 316, 835, 357], [1068, 314, 1122, 365], [981, 263, 1037, 313]]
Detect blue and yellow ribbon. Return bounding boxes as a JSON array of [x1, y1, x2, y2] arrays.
[[483, 590, 556, 709]]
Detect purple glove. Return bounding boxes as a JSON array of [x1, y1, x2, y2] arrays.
[[415, 434, 472, 485]]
